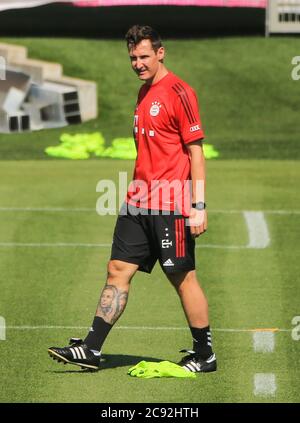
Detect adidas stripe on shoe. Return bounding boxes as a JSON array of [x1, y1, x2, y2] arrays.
[[178, 349, 217, 373], [48, 338, 100, 370]]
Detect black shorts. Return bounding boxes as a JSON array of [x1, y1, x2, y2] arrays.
[[110, 204, 195, 274]]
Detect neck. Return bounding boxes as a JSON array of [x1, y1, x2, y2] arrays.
[[146, 64, 168, 86]]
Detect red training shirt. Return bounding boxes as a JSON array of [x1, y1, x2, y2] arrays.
[[126, 71, 205, 215]]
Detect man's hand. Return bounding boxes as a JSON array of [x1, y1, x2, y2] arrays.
[[188, 208, 207, 238]]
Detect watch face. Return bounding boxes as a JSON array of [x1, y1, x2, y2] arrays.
[[195, 202, 205, 210]]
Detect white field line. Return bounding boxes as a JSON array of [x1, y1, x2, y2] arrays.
[[0, 243, 112, 248], [0, 207, 95, 212], [214, 210, 300, 215], [0, 316, 5, 340], [0, 242, 244, 249], [0, 211, 270, 250], [0, 243, 263, 249], [243, 211, 270, 249], [3, 325, 291, 332], [254, 374, 277, 397], [253, 331, 275, 353], [253, 330, 276, 397], [0, 207, 299, 215]]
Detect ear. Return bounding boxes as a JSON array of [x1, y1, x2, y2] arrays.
[[157, 46, 165, 61]]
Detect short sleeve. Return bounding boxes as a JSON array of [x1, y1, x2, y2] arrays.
[[174, 84, 205, 144]]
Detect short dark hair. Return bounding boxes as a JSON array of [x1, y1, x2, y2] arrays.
[[125, 25, 163, 52]]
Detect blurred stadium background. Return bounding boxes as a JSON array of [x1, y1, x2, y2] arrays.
[[0, 0, 299, 404]]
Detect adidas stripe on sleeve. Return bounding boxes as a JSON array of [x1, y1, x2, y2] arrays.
[[173, 82, 205, 145]]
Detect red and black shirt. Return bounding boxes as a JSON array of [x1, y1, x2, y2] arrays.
[[127, 71, 205, 215]]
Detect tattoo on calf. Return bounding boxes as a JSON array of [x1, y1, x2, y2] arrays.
[[96, 284, 128, 325]]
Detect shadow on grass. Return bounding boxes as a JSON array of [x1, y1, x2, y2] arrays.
[[47, 353, 165, 374]]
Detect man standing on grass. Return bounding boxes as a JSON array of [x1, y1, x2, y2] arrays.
[[48, 25, 217, 373]]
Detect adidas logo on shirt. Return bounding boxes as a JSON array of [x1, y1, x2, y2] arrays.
[[163, 258, 174, 267]]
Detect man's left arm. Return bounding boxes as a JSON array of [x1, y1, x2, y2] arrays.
[[186, 139, 207, 238]]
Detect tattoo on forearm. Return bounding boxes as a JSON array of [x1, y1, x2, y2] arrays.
[[96, 284, 128, 325]]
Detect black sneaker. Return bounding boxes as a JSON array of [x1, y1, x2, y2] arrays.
[[178, 349, 217, 373], [48, 338, 100, 370]]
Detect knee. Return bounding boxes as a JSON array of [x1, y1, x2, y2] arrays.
[[107, 260, 135, 285], [170, 271, 197, 295], [175, 279, 188, 296]]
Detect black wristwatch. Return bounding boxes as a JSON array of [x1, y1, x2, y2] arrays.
[[192, 201, 206, 210]]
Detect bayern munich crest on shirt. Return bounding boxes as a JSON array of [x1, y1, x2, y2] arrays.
[[150, 101, 162, 116]]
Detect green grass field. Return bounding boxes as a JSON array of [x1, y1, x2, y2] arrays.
[[0, 159, 299, 403], [0, 36, 300, 160], [0, 35, 299, 403]]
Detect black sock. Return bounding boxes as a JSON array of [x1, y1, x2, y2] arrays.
[[190, 325, 213, 360], [84, 316, 112, 352]]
